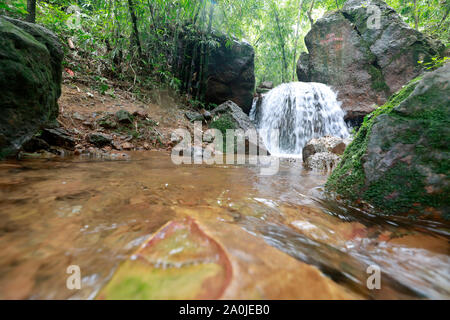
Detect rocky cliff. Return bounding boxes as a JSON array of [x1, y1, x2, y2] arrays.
[[297, 0, 444, 125]]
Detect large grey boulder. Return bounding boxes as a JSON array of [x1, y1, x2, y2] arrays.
[[327, 63, 450, 220], [0, 16, 63, 158], [210, 100, 269, 155], [297, 0, 444, 125]]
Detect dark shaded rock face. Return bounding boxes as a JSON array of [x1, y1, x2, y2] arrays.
[[176, 33, 255, 114], [205, 38, 255, 114], [297, 0, 444, 123], [0, 16, 63, 158], [327, 63, 450, 220], [40, 128, 75, 151]]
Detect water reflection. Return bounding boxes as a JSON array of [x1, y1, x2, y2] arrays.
[[0, 152, 448, 299]]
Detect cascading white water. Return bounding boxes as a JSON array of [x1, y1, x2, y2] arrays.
[[250, 82, 350, 156]]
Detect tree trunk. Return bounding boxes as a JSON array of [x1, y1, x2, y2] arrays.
[[200, 4, 215, 102], [307, 0, 315, 26], [127, 0, 143, 58], [435, 5, 449, 30], [196, 3, 207, 100], [274, 7, 288, 83], [172, 6, 181, 72], [26, 0, 36, 23], [193, 0, 205, 26], [292, 0, 304, 80], [413, 0, 419, 30]]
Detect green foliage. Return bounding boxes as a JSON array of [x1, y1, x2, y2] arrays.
[[367, 65, 389, 92], [418, 55, 450, 70], [0, 0, 27, 17], [3, 0, 447, 95], [209, 115, 236, 135], [209, 114, 236, 152], [386, 0, 450, 44]]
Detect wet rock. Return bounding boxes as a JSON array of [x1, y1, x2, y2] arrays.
[[303, 136, 350, 170], [297, 0, 444, 123], [21, 137, 50, 153], [327, 63, 450, 220], [212, 100, 256, 131], [98, 116, 118, 129], [185, 111, 204, 122], [115, 110, 133, 124], [256, 81, 274, 94], [305, 152, 342, 171], [203, 131, 215, 143], [210, 101, 269, 155], [88, 133, 112, 147], [260, 81, 274, 90], [0, 16, 63, 158], [132, 110, 148, 119], [82, 121, 95, 129], [121, 142, 133, 150], [296, 52, 310, 82], [40, 128, 75, 150], [201, 109, 212, 121]]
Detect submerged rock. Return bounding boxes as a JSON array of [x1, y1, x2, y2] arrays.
[[0, 16, 63, 158], [327, 63, 450, 220], [297, 0, 444, 125], [303, 136, 350, 171]]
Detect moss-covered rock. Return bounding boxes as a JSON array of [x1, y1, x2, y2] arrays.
[[209, 100, 268, 154], [0, 16, 63, 159], [326, 63, 450, 220]]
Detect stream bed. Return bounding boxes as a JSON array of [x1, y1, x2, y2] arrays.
[[0, 151, 448, 299]]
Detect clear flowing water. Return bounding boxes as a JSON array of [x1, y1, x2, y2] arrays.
[[0, 152, 448, 299], [250, 82, 350, 156]]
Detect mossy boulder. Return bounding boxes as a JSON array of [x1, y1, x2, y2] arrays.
[[297, 0, 444, 125], [0, 16, 63, 159], [326, 63, 450, 220], [210, 100, 268, 154]]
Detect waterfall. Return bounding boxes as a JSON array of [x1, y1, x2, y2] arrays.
[[250, 82, 349, 156]]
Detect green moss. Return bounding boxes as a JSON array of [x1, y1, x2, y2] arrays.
[[367, 65, 389, 93], [362, 163, 424, 212], [327, 71, 450, 217], [209, 114, 236, 134], [326, 76, 422, 200], [209, 115, 237, 152], [0, 147, 15, 160]]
